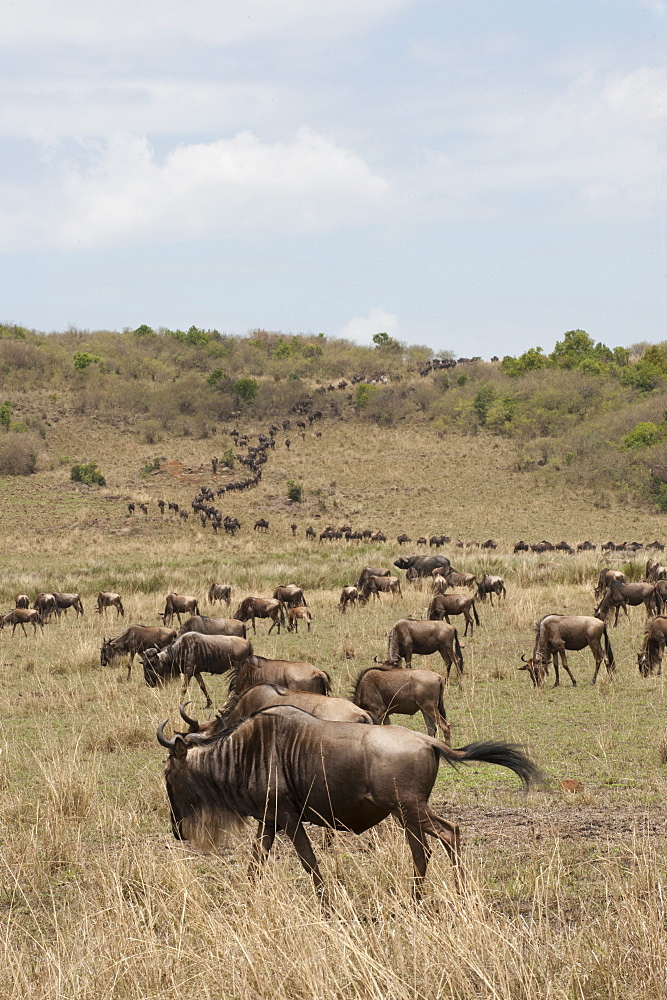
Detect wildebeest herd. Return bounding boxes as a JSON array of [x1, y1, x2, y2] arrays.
[[7, 537, 667, 904]]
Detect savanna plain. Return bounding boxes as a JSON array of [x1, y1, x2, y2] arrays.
[[3, 416, 667, 1000]]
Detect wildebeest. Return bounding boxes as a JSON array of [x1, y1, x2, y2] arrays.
[[430, 575, 449, 595], [254, 518, 269, 532], [594, 568, 626, 598], [381, 619, 464, 678], [429, 535, 450, 548], [520, 614, 615, 687], [100, 625, 177, 679], [427, 594, 480, 636], [157, 706, 539, 903], [15, 594, 29, 609], [227, 654, 330, 698], [160, 594, 200, 626], [207, 584, 232, 606], [0, 608, 43, 636], [177, 615, 246, 638], [637, 616, 667, 676], [338, 586, 359, 613], [286, 607, 313, 632], [305, 526, 316, 539], [594, 581, 662, 625], [33, 592, 59, 622], [273, 584, 307, 609], [397, 534, 411, 545], [187, 686, 371, 729], [96, 592, 124, 617], [54, 592, 84, 616], [577, 541, 596, 552], [356, 566, 391, 589], [142, 632, 253, 707], [233, 597, 284, 634], [359, 575, 402, 604], [475, 575, 506, 605], [352, 663, 451, 739], [513, 540, 529, 553], [443, 569, 477, 590], [394, 555, 451, 579]]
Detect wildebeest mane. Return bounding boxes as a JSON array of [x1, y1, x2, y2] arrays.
[[350, 663, 394, 699]]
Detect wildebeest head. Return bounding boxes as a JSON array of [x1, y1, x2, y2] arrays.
[[518, 653, 549, 687], [100, 638, 116, 666], [141, 646, 172, 687]]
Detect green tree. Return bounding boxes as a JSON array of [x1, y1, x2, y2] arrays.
[[353, 383, 378, 409], [70, 462, 106, 486], [234, 378, 259, 405], [623, 422, 662, 448], [473, 382, 497, 424], [206, 369, 227, 387], [0, 400, 12, 430], [287, 479, 303, 502], [73, 351, 101, 371], [133, 324, 156, 338], [501, 347, 551, 377]]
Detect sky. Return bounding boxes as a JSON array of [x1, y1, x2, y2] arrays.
[[0, 0, 666, 357]]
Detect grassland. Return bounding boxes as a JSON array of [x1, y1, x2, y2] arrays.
[[2, 416, 667, 998]]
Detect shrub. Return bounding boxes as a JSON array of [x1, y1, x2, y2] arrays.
[[221, 448, 235, 469], [141, 456, 164, 477], [353, 383, 378, 409], [0, 400, 12, 430], [73, 351, 101, 371], [0, 432, 37, 475], [234, 378, 259, 405], [71, 462, 106, 486], [623, 422, 662, 449], [287, 479, 303, 502]]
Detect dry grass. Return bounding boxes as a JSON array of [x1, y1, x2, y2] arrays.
[[2, 415, 667, 996]]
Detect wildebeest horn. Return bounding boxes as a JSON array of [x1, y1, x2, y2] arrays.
[[520, 653, 529, 662], [179, 702, 199, 729], [156, 719, 177, 749]]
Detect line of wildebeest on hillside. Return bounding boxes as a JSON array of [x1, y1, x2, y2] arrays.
[[7, 545, 667, 902]]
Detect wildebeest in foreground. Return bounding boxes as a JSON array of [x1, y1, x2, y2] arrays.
[[637, 616, 667, 676], [54, 592, 84, 616], [594, 582, 662, 626], [427, 594, 480, 637], [233, 597, 284, 634], [381, 619, 463, 678], [207, 584, 232, 606], [0, 608, 43, 635], [177, 615, 246, 638], [96, 592, 124, 617], [475, 575, 506, 605], [160, 594, 200, 626], [141, 632, 253, 707], [157, 706, 540, 903], [352, 663, 451, 739], [338, 586, 359, 613], [100, 625, 177, 680], [519, 615, 615, 687]]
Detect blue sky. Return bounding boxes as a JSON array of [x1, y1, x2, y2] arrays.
[[1, 0, 665, 356]]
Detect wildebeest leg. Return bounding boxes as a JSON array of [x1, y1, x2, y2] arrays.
[[188, 671, 213, 709], [249, 821, 276, 877], [268, 616, 280, 635], [20, 623, 28, 637], [557, 649, 577, 686], [419, 809, 462, 890], [551, 652, 560, 687], [403, 824, 431, 900], [590, 640, 605, 684], [126, 655, 133, 682], [281, 814, 328, 905], [421, 710, 437, 737]]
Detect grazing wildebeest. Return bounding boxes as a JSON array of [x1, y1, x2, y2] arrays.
[[228, 654, 330, 698], [429, 535, 449, 548], [416, 537, 427, 546], [157, 706, 539, 903], [54, 593, 84, 617], [160, 594, 200, 626], [96, 592, 124, 617], [233, 597, 284, 634], [0, 608, 43, 635], [394, 555, 451, 579], [273, 584, 307, 609], [142, 632, 253, 707], [356, 566, 391, 589], [481, 539, 497, 550], [430, 575, 449, 595], [444, 569, 477, 590], [338, 586, 359, 613], [397, 534, 411, 545], [637, 616, 667, 676], [577, 541, 596, 552], [475, 575, 506, 605], [286, 607, 313, 632], [208, 584, 232, 606], [192, 686, 371, 728], [352, 663, 451, 739], [519, 614, 615, 687], [359, 575, 402, 604], [381, 619, 463, 678], [290, 523, 298, 536], [305, 526, 316, 540], [177, 615, 246, 638], [33, 592, 59, 622], [594, 581, 662, 626], [427, 594, 481, 636], [15, 595, 30, 609], [254, 518, 269, 532], [594, 568, 626, 598], [100, 625, 177, 680], [555, 541, 574, 554], [513, 540, 529, 553]]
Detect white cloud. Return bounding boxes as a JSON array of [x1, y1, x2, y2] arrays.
[[336, 308, 399, 345], [0, 129, 389, 249]]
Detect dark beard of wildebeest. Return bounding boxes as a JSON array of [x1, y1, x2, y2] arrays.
[[594, 581, 662, 626], [96, 592, 124, 617], [637, 616, 667, 676], [351, 663, 451, 740], [379, 619, 464, 679], [272, 584, 308, 609], [355, 566, 391, 590], [177, 615, 246, 639], [519, 615, 615, 687], [232, 597, 284, 634], [427, 594, 481, 637], [141, 633, 253, 707], [393, 554, 451, 579], [100, 625, 177, 680], [157, 705, 541, 905]]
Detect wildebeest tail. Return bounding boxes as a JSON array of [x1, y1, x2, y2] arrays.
[[655, 588, 663, 616], [434, 740, 543, 790], [279, 604, 285, 627], [472, 601, 480, 627], [454, 629, 464, 672], [437, 683, 448, 731], [603, 624, 616, 672], [319, 670, 331, 695]]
